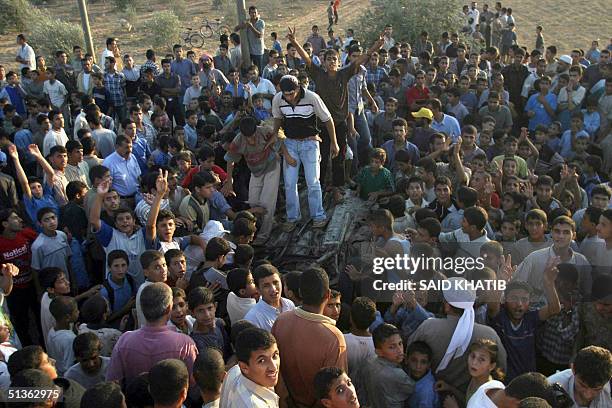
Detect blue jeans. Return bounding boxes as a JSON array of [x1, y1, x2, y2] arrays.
[[354, 109, 372, 167], [283, 138, 326, 222]]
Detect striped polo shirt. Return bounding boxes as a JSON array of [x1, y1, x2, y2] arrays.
[[272, 87, 332, 139]]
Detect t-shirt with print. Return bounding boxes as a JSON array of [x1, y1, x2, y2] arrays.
[[224, 126, 280, 177], [307, 63, 354, 122], [490, 307, 539, 381], [0, 228, 38, 288]]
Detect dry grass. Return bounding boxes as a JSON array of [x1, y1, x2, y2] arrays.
[[0, 0, 609, 69]]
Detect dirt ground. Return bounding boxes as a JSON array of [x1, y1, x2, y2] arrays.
[[0, 0, 609, 70]]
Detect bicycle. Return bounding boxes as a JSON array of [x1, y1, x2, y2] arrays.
[[183, 28, 205, 49], [199, 18, 232, 39]]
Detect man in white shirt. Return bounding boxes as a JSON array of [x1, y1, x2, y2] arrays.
[[548, 346, 612, 408], [100, 37, 118, 73], [244, 265, 294, 332], [467, 2, 480, 33], [43, 68, 68, 111], [246, 65, 276, 111], [15, 34, 35, 71], [43, 110, 69, 157]]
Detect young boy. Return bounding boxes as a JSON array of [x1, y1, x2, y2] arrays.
[[135, 250, 168, 328], [364, 323, 415, 408], [251, 94, 271, 121], [314, 367, 360, 408], [405, 341, 439, 408], [356, 148, 394, 201], [188, 286, 232, 361], [31, 207, 72, 279], [100, 250, 136, 325], [193, 347, 226, 408], [65, 332, 111, 389], [498, 215, 521, 254], [226, 268, 258, 325], [342, 296, 376, 405], [89, 177, 146, 286], [221, 327, 280, 404], [223, 116, 281, 244], [528, 175, 562, 212], [91, 72, 110, 114], [164, 249, 189, 289], [491, 266, 561, 381], [168, 287, 195, 334], [47, 296, 79, 376], [510, 209, 551, 265], [578, 207, 604, 263], [183, 110, 198, 150], [43, 68, 68, 111], [178, 171, 217, 233], [64, 140, 91, 187], [7, 144, 59, 229]]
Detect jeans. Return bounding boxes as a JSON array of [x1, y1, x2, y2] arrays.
[[354, 109, 373, 168], [283, 138, 326, 223], [320, 120, 348, 188]]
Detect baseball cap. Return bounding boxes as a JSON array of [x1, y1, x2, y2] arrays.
[[201, 220, 229, 241], [279, 75, 300, 92], [558, 55, 572, 65], [412, 107, 433, 120]]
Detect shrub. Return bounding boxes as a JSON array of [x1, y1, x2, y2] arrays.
[[358, 0, 465, 46], [143, 11, 182, 52], [112, 0, 137, 12], [0, 0, 35, 34], [29, 14, 84, 58]]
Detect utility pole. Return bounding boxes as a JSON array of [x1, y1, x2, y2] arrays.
[[77, 0, 96, 62], [236, 0, 252, 69]]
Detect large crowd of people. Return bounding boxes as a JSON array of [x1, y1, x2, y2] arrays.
[[0, 1, 610, 407]]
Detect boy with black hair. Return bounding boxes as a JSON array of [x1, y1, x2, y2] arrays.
[[439, 205, 491, 259], [89, 176, 146, 286], [47, 296, 79, 376], [9, 143, 59, 228], [188, 236, 231, 292], [182, 144, 228, 189], [194, 347, 226, 408], [441, 185, 478, 232], [406, 341, 439, 408], [79, 382, 125, 408], [233, 243, 255, 270], [100, 249, 136, 324], [31, 207, 72, 278], [355, 148, 394, 201], [467, 372, 557, 408], [164, 249, 188, 289], [223, 115, 281, 244], [578, 206, 605, 263], [492, 135, 529, 178], [490, 259, 561, 381], [226, 268, 258, 325], [367, 209, 411, 284], [178, 171, 216, 233], [314, 367, 360, 408], [364, 323, 414, 408], [548, 346, 611, 407], [385, 288, 434, 342], [536, 263, 581, 375], [342, 296, 376, 405], [64, 139, 90, 187], [221, 327, 280, 406], [245, 264, 295, 332], [514, 216, 591, 306], [64, 331, 110, 389], [148, 359, 190, 408], [323, 289, 342, 323], [135, 250, 168, 328], [413, 217, 442, 248], [188, 286, 231, 360], [510, 209, 551, 265], [427, 176, 458, 222]]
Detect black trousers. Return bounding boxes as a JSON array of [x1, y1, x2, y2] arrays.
[[5, 285, 41, 346], [320, 120, 348, 188]]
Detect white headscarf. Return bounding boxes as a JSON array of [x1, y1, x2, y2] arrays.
[[436, 277, 476, 373]]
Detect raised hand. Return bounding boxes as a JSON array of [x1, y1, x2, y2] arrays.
[[544, 256, 561, 284], [97, 177, 112, 195], [155, 169, 169, 196], [499, 254, 516, 282], [27, 144, 42, 157], [286, 26, 296, 43], [0, 263, 19, 278], [7, 144, 19, 160]]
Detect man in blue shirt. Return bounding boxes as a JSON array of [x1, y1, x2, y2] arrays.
[[102, 134, 141, 207], [525, 76, 558, 131], [124, 117, 150, 175], [170, 44, 197, 97], [428, 98, 461, 142]]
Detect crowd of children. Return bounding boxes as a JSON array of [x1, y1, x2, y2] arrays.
[[0, 1, 610, 407]]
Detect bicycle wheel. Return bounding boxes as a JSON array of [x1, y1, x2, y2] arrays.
[[200, 24, 214, 38], [218, 25, 232, 37], [189, 33, 205, 49]]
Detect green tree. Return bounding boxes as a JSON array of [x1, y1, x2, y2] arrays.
[[29, 14, 84, 58], [143, 11, 182, 52], [359, 0, 465, 46]]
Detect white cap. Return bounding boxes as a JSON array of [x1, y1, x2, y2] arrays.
[[201, 220, 229, 242], [558, 55, 572, 65]]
